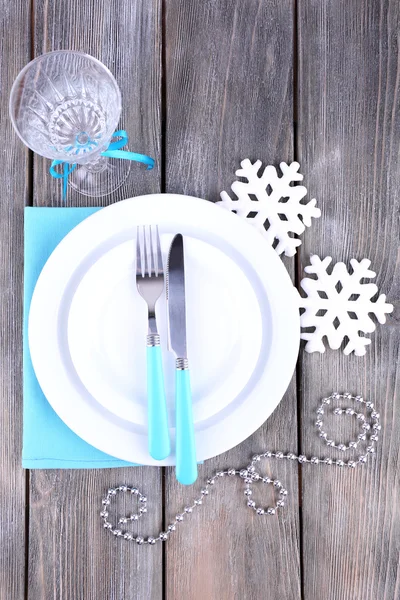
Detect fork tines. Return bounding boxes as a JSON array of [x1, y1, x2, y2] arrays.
[[136, 226, 163, 278]]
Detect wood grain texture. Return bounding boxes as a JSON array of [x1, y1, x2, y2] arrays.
[[164, 2, 301, 599], [0, 1, 30, 598], [29, 1, 163, 599], [298, 1, 400, 599]]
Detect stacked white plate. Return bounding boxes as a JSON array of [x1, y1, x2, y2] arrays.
[[29, 194, 300, 464]]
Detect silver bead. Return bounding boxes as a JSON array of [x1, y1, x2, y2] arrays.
[[228, 469, 236, 477], [201, 489, 209, 495], [336, 460, 344, 467], [244, 489, 252, 496], [349, 441, 358, 449], [256, 508, 265, 515], [362, 423, 370, 431], [263, 477, 271, 484], [347, 461, 356, 468], [139, 496, 147, 503], [346, 408, 355, 415], [246, 465, 255, 474], [280, 489, 288, 496], [338, 444, 347, 452], [108, 488, 117, 495], [273, 480, 282, 488], [100, 510, 108, 518], [131, 488, 139, 495], [124, 533, 133, 541], [366, 401, 374, 409], [139, 507, 147, 514], [103, 522, 112, 529], [113, 529, 122, 537], [315, 420, 323, 428], [102, 498, 110, 506], [252, 454, 261, 462], [247, 500, 256, 508], [264, 451, 272, 458], [276, 452, 284, 459], [343, 392, 352, 400], [119, 517, 128, 524], [323, 397, 331, 404], [136, 536, 144, 545], [370, 434, 378, 442], [355, 395, 363, 402], [373, 423, 381, 431], [239, 470, 248, 479], [168, 524, 176, 531], [194, 499, 202, 505], [319, 432, 328, 439], [327, 440, 335, 447], [334, 408, 343, 415], [332, 393, 340, 400], [298, 455, 307, 463], [358, 433, 366, 441], [371, 411, 380, 419], [131, 514, 139, 521], [216, 471, 225, 478], [311, 457, 319, 464], [147, 537, 156, 545], [277, 499, 285, 507], [287, 452, 296, 460], [316, 407, 324, 415], [176, 514, 184, 522], [367, 446, 375, 453], [251, 472, 260, 481], [159, 532, 168, 541], [207, 478, 216, 485], [267, 508, 276, 515], [324, 457, 333, 465], [358, 455, 367, 463], [120, 485, 128, 492], [184, 506, 193, 513], [244, 477, 253, 484], [357, 413, 365, 421]]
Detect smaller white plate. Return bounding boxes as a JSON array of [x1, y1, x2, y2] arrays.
[[68, 236, 262, 426]]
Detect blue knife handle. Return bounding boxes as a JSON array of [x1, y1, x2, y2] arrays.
[[147, 343, 171, 460], [175, 362, 197, 485]]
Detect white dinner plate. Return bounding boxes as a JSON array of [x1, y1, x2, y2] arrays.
[[29, 194, 300, 465]]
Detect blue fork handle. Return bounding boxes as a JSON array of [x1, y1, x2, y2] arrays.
[[175, 363, 197, 485], [147, 341, 171, 460]]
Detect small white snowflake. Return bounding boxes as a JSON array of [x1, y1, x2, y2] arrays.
[[219, 159, 321, 257], [299, 255, 393, 356]]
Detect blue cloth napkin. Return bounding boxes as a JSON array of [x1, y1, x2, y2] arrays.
[[23, 207, 135, 468]]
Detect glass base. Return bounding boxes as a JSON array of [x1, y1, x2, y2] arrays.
[[68, 156, 131, 197]]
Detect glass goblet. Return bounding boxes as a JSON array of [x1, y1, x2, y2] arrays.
[[9, 50, 132, 197]]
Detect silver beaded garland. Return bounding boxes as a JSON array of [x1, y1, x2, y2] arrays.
[[100, 392, 380, 545]]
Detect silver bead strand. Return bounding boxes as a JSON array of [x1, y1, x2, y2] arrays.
[[100, 393, 379, 544]]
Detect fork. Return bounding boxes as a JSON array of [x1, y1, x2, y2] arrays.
[[136, 226, 171, 460]]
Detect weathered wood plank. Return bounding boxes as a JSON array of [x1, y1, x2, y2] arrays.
[[164, 2, 300, 599], [0, 1, 30, 598], [29, 1, 163, 599], [298, 1, 400, 599]]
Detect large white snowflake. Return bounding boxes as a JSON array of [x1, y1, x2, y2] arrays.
[[219, 159, 321, 257], [299, 255, 393, 356]]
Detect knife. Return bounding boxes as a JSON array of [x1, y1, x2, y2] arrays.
[[167, 234, 197, 485]]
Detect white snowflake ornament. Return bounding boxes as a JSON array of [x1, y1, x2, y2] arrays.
[[219, 159, 321, 257], [299, 255, 393, 356]]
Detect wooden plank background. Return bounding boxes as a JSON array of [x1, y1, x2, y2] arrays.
[[0, 0, 398, 599]]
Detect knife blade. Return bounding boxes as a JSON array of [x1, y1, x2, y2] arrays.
[[167, 234, 187, 360], [167, 234, 197, 485]]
